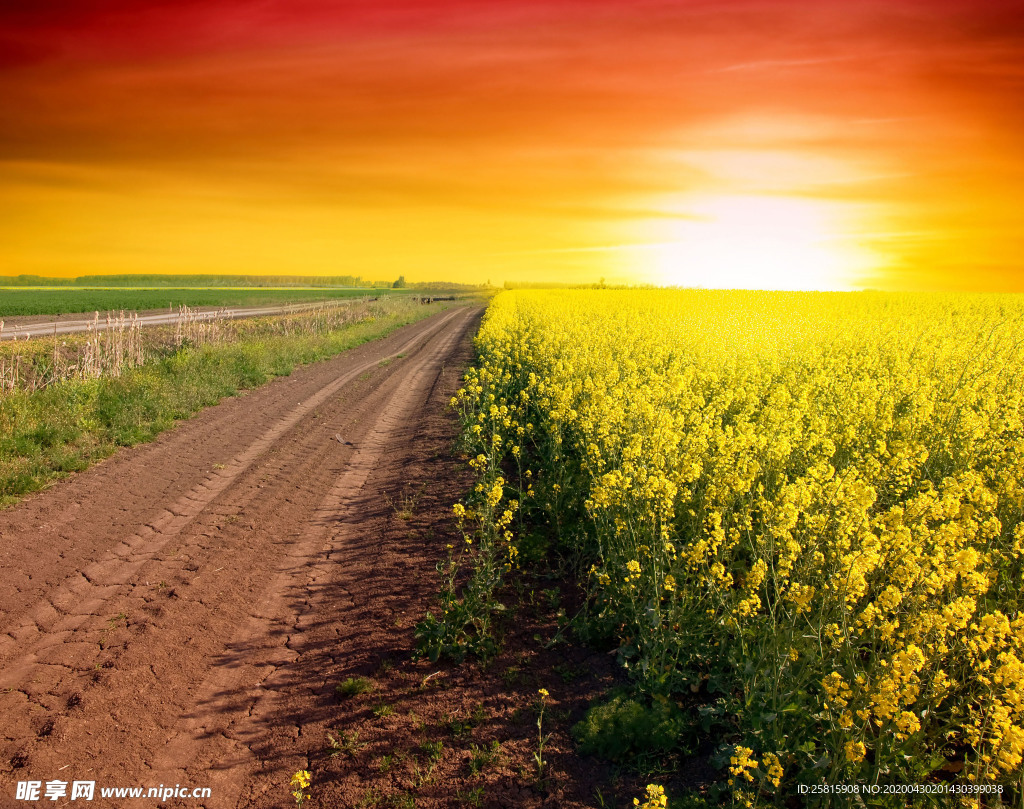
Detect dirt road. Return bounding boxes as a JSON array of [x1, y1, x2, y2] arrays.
[[0, 306, 482, 807]]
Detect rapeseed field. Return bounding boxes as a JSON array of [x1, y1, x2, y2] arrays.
[[447, 289, 1024, 805]]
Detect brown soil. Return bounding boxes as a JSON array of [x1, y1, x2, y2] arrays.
[[0, 307, 631, 809]]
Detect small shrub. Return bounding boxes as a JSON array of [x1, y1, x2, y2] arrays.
[[326, 729, 364, 757]]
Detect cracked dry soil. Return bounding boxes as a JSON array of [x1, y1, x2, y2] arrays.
[[0, 306, 625, 809]]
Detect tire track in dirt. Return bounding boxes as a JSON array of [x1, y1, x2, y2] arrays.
[[0, 306, 480, 805], [147, 308, 470, 800], [0, 310, 464, 626], [0, 310, 461, 693]]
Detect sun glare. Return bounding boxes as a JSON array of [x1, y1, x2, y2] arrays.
[[644, 195, 878, 291]]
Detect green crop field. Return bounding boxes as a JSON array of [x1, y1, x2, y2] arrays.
[[0, 287, 404, 317]]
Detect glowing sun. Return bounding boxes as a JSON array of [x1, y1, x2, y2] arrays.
[[646, 195, 878, 290]]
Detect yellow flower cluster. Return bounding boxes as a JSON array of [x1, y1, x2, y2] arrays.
[[633, 784, 668, 809], [289, 770, 311, 806], [729, 745, 759, 784], [456, 289, 1024, 796]]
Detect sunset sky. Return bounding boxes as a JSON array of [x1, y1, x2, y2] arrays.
[[1, 0, 1023, 290]]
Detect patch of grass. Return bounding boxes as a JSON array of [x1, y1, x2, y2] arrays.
[[407, 710, 426, 731], [373, 702, 394, 719], [467, 740, 502, 776], [419, 739, 444, 762], [442, 703, 487, 738], [418, 671, 445, 689], [356, 787, 383, 808], [455, 785, 485, 807], [386, 488, 423, 521], [325, 729, 365, 757], [410, 757, 438, 789], [335, 676, 375, 699]]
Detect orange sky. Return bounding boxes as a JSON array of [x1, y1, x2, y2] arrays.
[[1, 0, 1023, 289]]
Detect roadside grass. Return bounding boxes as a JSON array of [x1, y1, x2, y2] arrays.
[[0, 302, 451, 507]]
